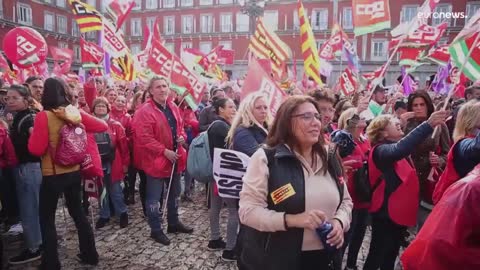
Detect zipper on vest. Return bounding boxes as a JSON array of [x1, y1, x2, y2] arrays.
[[264, 233, 271, 252]]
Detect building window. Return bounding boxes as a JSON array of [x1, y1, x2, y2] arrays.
[[220, 13, 232, 32], [72, 20, 80, 37], [182, 15, 194, 34], [263, 10, 278, 31], [164, 0, 175, 8], [200, 42, 212, 54], [316, 40, 325, 51], [219, 0, 233, 4], [467, 2, 480, 19], [44, 0, 53, 3], [132, 0, 142, 10], [401, 5, 418, 23], [86, 31, 96, 39], [201, 14, 213, 33], [56, 0, 66, 8], [0, 0, 3, 19], [181, 0, 193, 7], [57, 15, 67, 34], [371, 39, 387, 61], [433, 4, 452, 26], [343, 7, 353, 30], [73, 45, 81, 62], [86, 0, 95, 9], [58, 42, 68, 49], [181, 42, 192, 49], [146, 0, 158, 9], [236, 13, 249, 32], [312, 9, 328, 30], [44, 12, 55, 31], [200, 0, 213, 5], [100, 1, 107, 12], [17, 3, 32, 25], [164, 16, 175, 35], [131, 18, 142, 36], [146, 17, 156, 31], [131, 44, 141, 54], [165, 43, 174, 53], [219, 40, 232, 50]]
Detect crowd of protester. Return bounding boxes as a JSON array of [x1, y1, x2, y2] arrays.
[[0, 73, 479, 270]]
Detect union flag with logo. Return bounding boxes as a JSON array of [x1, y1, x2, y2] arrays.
[[80, 38, 105, 70], [352, 0, 391, 36]]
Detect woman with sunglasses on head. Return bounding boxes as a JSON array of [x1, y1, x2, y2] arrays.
[[362, 109, 448, 270], [206, 97, 238, 261], [28, 77, 108, 270], [335, 108, 370, 270], [239, 96, 352, 270]]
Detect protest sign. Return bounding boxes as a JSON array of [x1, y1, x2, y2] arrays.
[[213, 149, 250, 199]]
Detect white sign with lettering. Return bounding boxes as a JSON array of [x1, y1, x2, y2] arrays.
[[213, 149, 251, 199]]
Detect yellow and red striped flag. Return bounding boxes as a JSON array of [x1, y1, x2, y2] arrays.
[[68, 0, 103, 32], [248, 18, 291, 80], [298, 0, 323, 86], [111, 52, 136, 81]]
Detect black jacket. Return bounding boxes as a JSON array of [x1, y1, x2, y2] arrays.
[[239, 144, 344, 270], [11, 109, 40, 164], [199, 105, 220, 132], [207, 118, 230, 160]]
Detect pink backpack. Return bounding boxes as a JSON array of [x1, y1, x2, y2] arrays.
[[53, 123, 87, 167]]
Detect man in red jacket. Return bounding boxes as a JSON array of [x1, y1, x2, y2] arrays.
[[133, 76, 193, 245]]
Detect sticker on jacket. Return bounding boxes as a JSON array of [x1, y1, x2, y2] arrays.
[[270, 183, 296, 205]]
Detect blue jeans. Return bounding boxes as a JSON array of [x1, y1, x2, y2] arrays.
[[146, 173, 180, 232], [14, 162, 42, 250], [99, 174, 127, 219]]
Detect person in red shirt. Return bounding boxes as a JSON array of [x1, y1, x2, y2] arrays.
[[133, 76, 193, 246], [90, 97, 130, 229]]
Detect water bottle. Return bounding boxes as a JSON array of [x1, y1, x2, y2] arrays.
[[316, 222, 337, 252]]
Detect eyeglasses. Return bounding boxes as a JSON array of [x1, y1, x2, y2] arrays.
[[293, 112, 321, 122]]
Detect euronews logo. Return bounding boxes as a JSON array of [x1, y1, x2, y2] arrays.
[[418, 11, 467, 19]]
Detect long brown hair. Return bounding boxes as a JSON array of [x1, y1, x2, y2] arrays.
[[266, 96, 328, 174]]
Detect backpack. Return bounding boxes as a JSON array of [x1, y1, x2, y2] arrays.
[[53, 123, 88, 167], [94, 132, 115, 163], [353, 161, 372, 203], [187, 120, 220, 183]]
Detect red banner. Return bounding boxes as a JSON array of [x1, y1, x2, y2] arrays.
[[50, 46, 74, 75], [339, 68, 358, 96], [147, 38, 206, 104], [80, 38, 104, 68], [241, 58, 287, 117], [353, 0, 391, 36]]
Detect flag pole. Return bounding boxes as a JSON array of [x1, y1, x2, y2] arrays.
[[367, 36, 405, 99], [431, 32, 480, 138]]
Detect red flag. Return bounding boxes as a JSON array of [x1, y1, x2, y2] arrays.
[[319, 32, 343, 60], [15, 30, 45, 67], [217, 48, 235, 65], [80, 38, 105, 69], [142, 23, 150, 49], [362, 64, 387, 81], [106, 0, 135, 30], [147, 38, 206, 106], [390, 22, 448, 49], [241, 58, 287, 117], [50, 46, 74, 76], [352, 0, 391, 36], [339, 68, 358, 96]]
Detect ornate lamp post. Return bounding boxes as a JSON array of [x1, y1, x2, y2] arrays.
[[239, 0, 266, 34]]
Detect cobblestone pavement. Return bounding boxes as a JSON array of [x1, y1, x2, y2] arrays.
[[2, 184, 404, 270]]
